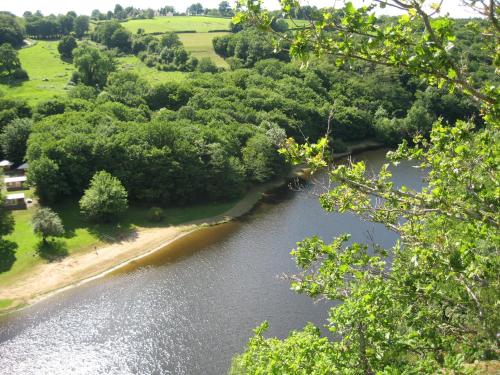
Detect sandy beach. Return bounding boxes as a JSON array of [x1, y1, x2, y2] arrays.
[[0, 177, 291, 313]]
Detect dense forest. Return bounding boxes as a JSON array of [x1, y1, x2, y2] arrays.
[[0, 8, 487, 210]]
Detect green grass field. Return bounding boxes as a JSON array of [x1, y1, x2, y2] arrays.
[[121, 16, 231, 34], [179, 32, 229, 67], [0, 41, 73, 104], [0, 199, 237, 287]]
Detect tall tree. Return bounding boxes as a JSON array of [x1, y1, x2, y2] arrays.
[[80, 171, 128, 222], [218, 1, 232, 17], [0, 172, 14, 237], [73, 15, 89, 39], [0, 118, 32, 164], [0, 12, 24, 47], [72, 43, 115, 88], [0, 43, 21, 75], [231, 0, 499, 373], [188, 3, 204, 15]]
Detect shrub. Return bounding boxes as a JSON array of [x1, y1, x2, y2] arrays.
[[11, 68, 29, 80], [148, 207, 165, 222]]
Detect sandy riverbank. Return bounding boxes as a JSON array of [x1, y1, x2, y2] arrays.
[[0, 176, 292, 313]]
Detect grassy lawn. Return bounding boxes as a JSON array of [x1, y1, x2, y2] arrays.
[[179, 32, 229, 67], [0, 41, 73, 104], [121, 16, 231, 34], [0, 199, 236, 286]]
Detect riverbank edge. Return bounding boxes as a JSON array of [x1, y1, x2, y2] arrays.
[[0, 140, 383, 316]]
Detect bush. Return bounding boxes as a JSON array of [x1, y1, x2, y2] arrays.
[[148, 207, 165, 222], [11, 68, 29, 80], [197, 57, 218, 73]]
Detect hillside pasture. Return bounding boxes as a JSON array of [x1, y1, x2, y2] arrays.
[[121, 16, 231, 34], [179, 32, 229, 67], [0, 41, 73, 103]]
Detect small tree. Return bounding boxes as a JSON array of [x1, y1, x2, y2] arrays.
[[58, 35, 77, 59], [32, 208, 64, 244], [80, 171, 128, 222]]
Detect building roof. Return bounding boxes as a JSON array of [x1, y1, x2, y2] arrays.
[[4, 176, 27, 183], [17, 162, 29, 170], [6, 193, 25, 200], [0, 160, 13, 167]]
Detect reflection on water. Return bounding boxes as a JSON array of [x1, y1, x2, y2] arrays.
[[0, 149, 422, 374]]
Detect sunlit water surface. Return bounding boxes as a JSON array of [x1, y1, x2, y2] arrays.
[[0, 149, 421, 374]]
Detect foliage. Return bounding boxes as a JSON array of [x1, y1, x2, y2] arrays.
[[197, 57, 218, 73], [0, 12, 24, 47], [0, 43, 21, 76], [31, 207, 64, 243], [213, 28, 290, 67], [232, 0, 500, 373], [73, 15, 89, 38], [133, 31, 199, 72], [148, 207, 165, 222], [0, 118, 32, 164], [0, 96, 31, 129], [72, 43, 115, 88], [188, 3, 204, 16], [79, 171, 128, 222], [0, 173, 14, 237], [242, 133, 286, 182], [57, 35, 77, 59], [104, 71, 149, 107], [24, 12, 89, 40]]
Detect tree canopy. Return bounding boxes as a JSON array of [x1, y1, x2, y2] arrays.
[[79, 171, 128, 222], [231, 0, 499, 373]]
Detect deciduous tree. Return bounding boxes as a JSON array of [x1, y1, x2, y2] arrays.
[[31, 208, 64, 244], [80, 171, 128, 222]]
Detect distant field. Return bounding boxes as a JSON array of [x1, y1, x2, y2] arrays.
[[121, 16, 231, 33], [179, 32, 229, 67], [0, 41, 73, 103], [1, 42, 190, 102]]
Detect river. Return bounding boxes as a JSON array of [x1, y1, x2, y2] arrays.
[[0, 149, 422, 374]]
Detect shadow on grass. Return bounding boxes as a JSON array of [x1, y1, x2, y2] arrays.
[[0, 75, 28, 87], [0, 240, 17, 273], [36, 239, 68, 262]]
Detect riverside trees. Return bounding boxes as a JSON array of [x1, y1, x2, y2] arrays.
[[230, 0, 499, 373]]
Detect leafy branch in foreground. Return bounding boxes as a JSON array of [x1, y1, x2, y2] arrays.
[[231, 1, 499, 373]]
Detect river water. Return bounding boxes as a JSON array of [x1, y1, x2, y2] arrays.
[[0, 149, 421, 374]]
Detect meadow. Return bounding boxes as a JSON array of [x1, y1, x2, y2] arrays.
[[0, 41, 73, 104], [1, 18, 230, 102], [121, 16, 231, 33], [179, 32, 228, 67]]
